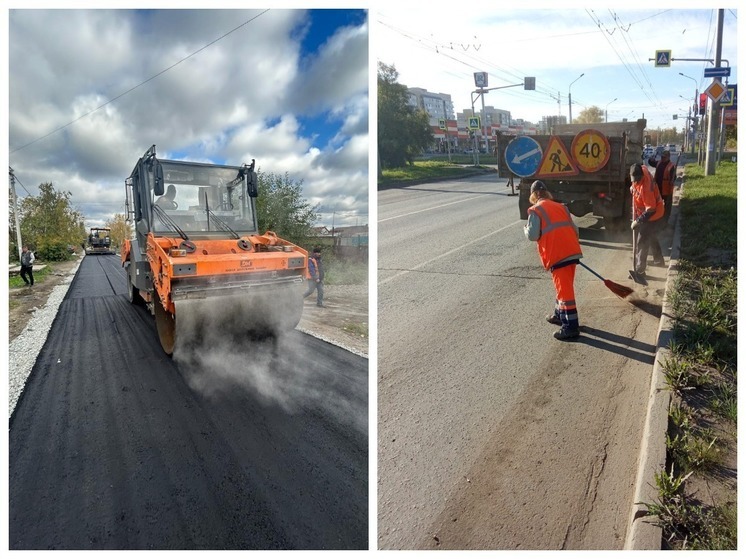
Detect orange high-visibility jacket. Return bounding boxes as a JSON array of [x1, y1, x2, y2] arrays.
[[660, 160, 676, 196], [527, 199, 583, 270], [632, 166, 664, 222]]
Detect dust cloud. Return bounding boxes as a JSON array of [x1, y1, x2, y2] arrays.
[[172, 293, 366, 435]]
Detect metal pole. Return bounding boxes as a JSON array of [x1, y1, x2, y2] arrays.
[[705, 9, 724, 175], [9, 167, 24, 261], [568, 73, 584, 124], [605, 97, 617, 123], [481, 92, 487, 158]]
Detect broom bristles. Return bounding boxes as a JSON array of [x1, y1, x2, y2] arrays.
[[604, 279, 635, 299]]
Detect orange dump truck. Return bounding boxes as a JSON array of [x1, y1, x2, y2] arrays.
[[121, 145, 308, 355]]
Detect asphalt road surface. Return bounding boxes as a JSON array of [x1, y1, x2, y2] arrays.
[[378, 174, 666, 550], [9, 254, 368, 550]]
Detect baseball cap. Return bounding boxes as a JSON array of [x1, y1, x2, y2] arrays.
[[530, 180, 547, 194]]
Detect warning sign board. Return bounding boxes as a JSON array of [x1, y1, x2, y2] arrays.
[[536, 136, 579, 178], [570, 129, 611, 173]]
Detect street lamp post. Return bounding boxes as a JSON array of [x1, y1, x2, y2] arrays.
[[605, 97, 617, 123], [679, 72, 699, 156], [568, 73, 584, 124], [679, 95, 692, 152]]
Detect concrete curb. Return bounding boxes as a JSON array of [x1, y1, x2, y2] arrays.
[[624, 188, 683, 549]]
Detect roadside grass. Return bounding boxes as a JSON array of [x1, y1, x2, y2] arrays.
[[342, 321, 368, 338], [643, 161, 737, 549], [379, 159, 490, 186], [324, 258, 367, 285]]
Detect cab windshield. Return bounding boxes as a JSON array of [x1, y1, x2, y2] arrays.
[[152, 161, 257, 236]]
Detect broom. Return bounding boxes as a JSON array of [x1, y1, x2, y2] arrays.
[[578, 261, 634, 299]]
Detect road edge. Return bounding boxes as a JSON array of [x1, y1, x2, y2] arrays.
[[624, 188, 683, 549], [9, 255, 85, 419]]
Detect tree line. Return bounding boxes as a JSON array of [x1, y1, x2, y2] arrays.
[[9, 172, 319, 263]]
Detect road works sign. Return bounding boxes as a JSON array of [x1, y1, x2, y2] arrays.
[[504, 136, 543, 177], [570, 129, 611, 173], [536, 136, 579, 178], [654, 50, 671, 67]]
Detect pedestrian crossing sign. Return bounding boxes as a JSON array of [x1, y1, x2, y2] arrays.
[[468, 116, 480, 130], [536, 136, 579, 178], [655, 50, 672, 67]]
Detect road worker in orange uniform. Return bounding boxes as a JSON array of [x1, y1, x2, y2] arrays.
[[647, 149, 676, 222], [524, 180, 583, 340], [630, 163, 665, 281]]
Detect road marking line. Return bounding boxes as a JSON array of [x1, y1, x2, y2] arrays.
[[379, 220, 523, 285], [378, 194, 489, 223]]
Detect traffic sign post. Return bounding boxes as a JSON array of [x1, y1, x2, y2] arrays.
[[570, 130, 610, 173], [536, 136, 579, 178], [504, 136, 543, 178], [654, 50, 671, 67], [704, 67, 731, 78], [705, 80, 727, 103]]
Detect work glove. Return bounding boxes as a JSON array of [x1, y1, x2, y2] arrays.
[[631, 219, 640, 231]]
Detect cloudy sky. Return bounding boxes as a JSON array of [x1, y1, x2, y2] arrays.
[[377, 5, 738, 131], [6, 7, 369, 230]]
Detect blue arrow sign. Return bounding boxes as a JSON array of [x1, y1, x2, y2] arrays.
[[704, 67, 731, 77], [505, 136, 543, 177]]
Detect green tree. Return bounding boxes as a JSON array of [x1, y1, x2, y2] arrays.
[[105, 213, 133, 250], [575, 106, 604, 124], [12, 182, 86, 261], [724, 124, 736, 150], [378, 62, 433, 170], [255, 171, 318, 246]]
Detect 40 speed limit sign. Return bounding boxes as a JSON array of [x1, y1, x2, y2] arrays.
[[570, 129, 610, 173]]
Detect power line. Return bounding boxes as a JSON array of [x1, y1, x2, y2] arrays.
[[10, 9, 270, 155]]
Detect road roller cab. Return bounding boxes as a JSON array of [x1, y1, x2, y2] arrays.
[[122, 145, 308, 355]]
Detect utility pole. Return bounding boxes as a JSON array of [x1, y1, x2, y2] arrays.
[[9, 167, 24, 261], [568, 73, 584, 124], [705, 9, 724, 175]]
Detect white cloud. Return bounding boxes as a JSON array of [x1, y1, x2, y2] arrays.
[[8, 9, 368, 229]]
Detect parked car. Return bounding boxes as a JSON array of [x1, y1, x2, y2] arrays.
[[667, 143, 677, 153], [642, 146, 654, 160]]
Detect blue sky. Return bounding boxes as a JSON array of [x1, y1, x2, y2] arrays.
[[5, 7, 369, 230], [377, 6, 738, 132]]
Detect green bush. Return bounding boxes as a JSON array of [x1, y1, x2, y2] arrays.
[[36, 240, 71, 262]]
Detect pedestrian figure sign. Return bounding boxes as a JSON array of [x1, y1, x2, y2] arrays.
[[468, 117, 480, 130], [655, 50, 671, 67], [536, 136, 579, 178]]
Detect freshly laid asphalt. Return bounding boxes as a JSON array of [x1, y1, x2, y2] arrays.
[[9, 254, 368, 550]]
